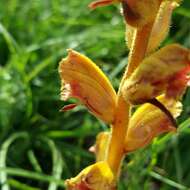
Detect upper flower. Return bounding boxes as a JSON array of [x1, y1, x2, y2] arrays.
[[122, 44, 190, 105], [89, 0, 167, 27]]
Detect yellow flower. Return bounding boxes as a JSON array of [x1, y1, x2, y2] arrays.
[[124, 95, 182, 152], [122, 44, 190, 105], [65, 161, 116, 190], [59, 49, 117, 123]]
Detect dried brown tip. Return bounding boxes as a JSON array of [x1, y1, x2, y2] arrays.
[[147, 98, 178, 128]]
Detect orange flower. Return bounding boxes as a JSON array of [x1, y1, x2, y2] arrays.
[[59, 49, 117, 123], [124, 95, 182, 152], [65, 162, 116, 190], [122, 44, 190, 105]]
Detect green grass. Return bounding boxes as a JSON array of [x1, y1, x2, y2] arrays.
[[0, 0, 190, 189]]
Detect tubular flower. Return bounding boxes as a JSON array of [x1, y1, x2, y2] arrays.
[[89, 132, 110, 162], [124, 95, 182, 152], [122, 44, 190, 105], [65, 161, 116, 190], [59, 49, 116, 123]]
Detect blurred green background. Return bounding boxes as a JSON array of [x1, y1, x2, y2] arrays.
[[0, 0, 190, 189]]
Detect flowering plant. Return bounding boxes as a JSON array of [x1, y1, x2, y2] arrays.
[[59, 0, 190, 189]]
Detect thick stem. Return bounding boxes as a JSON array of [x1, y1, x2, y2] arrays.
[[107, 96, 130, 177], [106, 22, 154, 178]]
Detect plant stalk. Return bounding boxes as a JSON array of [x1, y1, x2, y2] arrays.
[[106, 22, 154, 178]]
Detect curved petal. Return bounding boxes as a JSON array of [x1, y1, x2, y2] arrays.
[[147, 1, 179, 53], [59, 49, 116, 123], [122, 44, 190, 104], [66, 162, 116, 190], [124, 95, 182, 152]]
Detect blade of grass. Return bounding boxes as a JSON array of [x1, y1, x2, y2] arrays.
[[149, 171, 189, 190], [7, 178, 40, 190], [155, 118, 190, 148], [172, 136, 183, 183], [0, 132, 28, 190], [0, 167, 65, 187], [27, 150, 42, 173], [109, 57, 128, 80], [26, 56, 56, 82], [41, 137, 63, 190], [0, 22, 20, 54]]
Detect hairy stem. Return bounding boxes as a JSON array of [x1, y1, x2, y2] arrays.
[[125, 22, 154, 78], [106, 22, 154, 178]]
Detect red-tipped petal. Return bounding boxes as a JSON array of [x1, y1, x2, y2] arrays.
[[89, 0, 117, 9], [59, 104, 77, 112]]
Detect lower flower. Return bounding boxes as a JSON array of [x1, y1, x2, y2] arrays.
[[124, 95, 182, 152], [65, 161, 116, 190]]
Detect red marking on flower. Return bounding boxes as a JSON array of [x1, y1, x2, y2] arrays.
[[60, 104, 77, 112], [76, 181, 91, 190], [85, 99, 102, 116], [70, 81, 82, 97], [167, 66, 190, 98]]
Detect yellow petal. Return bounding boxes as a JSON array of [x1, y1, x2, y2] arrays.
[[65, 161, 116, 190], [59, 49, 116, 123], [122, 44, 190, 104], [90, 132, 110, 162], [124, 95, 182, 152], [147, 1, 179, 53]]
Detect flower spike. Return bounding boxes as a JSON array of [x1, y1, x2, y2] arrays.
[[59, 49, 117, 123]]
